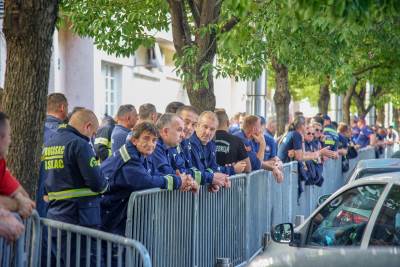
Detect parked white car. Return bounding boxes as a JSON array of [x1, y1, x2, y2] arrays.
[[250, 247, 400, 267], [272, 172, 400, 248], [346, 158, 400, 184]]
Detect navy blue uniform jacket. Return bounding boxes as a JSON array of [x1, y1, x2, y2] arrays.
[[43, 125, 108, 227], [100, 141, 182, 235], [188, 133, 234, 185], [111, 125, 131, 153]]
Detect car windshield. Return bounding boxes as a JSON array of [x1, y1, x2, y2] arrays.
[[307, 184, 385, 247], [369, 185, 400, 247]]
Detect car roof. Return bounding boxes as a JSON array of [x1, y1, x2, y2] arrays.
[[356, 158, 400, 169], [347, 171, 400, 186]]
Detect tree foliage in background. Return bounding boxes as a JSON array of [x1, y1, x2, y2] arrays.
[[61, 0, 271, 112], [61, 0, 400, 128]]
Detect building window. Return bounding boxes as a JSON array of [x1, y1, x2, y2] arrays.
[[103, 63, 119, 117]]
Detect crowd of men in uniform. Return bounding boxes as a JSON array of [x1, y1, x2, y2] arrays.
[[0, 93, 398, 245]]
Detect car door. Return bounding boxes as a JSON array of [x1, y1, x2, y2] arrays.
[[366, 184, 400, 247], [304, 183, 387, 247]]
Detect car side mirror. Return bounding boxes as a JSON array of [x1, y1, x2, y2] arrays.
[[271, 223, 293, 243], [318, 194, 331, 206]]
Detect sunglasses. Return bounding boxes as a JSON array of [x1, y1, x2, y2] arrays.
[[314, 129, 322, 132], [306, 132, 315, 136]]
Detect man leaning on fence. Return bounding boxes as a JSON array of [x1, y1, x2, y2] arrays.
[[176, 105, 200, 174], [189, 111, 244, 192], [215, 109, 251, 173], [234, 115, 284, 183], [100, 122, 197, 235], [0, 112, 34, 242], [150, 113, 200, 191]]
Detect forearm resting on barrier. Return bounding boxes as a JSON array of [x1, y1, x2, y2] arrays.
[[294, 149, 318, 161], [261, 158, 282, 171], [243, 157, 252, 173], [0, 208, 25, 243], [12, 190, 36, 219], [0, 195, 18, 211]]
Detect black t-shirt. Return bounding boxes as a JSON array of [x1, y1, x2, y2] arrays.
[[215, 130, 248, 166]]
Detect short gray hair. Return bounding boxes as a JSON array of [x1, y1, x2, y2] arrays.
[[139, 103, 157, 120], [116, 104, 136, 118], [156, 113, 180, 130]]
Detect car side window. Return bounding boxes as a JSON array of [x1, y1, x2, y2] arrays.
[[369, 185, 400, 247], [306, 184, 385, 247]]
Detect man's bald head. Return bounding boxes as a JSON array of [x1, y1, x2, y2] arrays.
[[68, 109, 99, 138]]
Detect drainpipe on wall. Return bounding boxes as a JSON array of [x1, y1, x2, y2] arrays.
[[246, 69, 267, 117]]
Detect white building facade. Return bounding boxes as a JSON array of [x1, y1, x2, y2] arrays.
[[45, 26, 248, 120]]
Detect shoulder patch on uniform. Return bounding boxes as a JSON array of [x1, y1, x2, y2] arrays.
[[119, 145, 131, 162], [89, 157, 99, 167]]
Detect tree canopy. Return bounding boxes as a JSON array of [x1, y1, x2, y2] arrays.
[[61, 0, 400, 122]]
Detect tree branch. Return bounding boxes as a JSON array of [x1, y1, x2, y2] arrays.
[[187, 0, 200, 28], [353, 63, 382, 77], [196, 0, 219, 66], [167, 0, 192, 53], [221, 16, 240, 33]]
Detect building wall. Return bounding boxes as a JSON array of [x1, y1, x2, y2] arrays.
[[214, 77, 247, 116], [91, 43, 191, 118]]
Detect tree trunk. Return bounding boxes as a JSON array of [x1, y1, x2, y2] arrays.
[[2, 1, 58, 196], [167, 0, 229, 112], [272, 57, 291, 136], [318, 76, 330, 115], [393, 107, 399, 130], [186, 72, 216, 112], [376, 105, 385, 126], [343, 80, 358, 124], [353, 86, 366, 117]]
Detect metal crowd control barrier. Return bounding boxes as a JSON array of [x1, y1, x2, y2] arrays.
[[196, 176, 247, 267], [39, 217, 152, 267], [125, 175, 248, 267], [1, 210, 150, 267], [125, 146, 392, 267], [125, 187, 196, 267], [0, 211, 40, 267], [1, 146, 394, 267]]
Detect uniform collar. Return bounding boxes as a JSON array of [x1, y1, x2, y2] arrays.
[[115, 124, 131, 133], [240, 130, 252, 140], [190, 132, 206, 147], [125, 141, 146, 163], [157, 138, 170, 151], [46, 114, 63, 124], [59, 125, 90, 141], [181, 138, 189, 147]]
